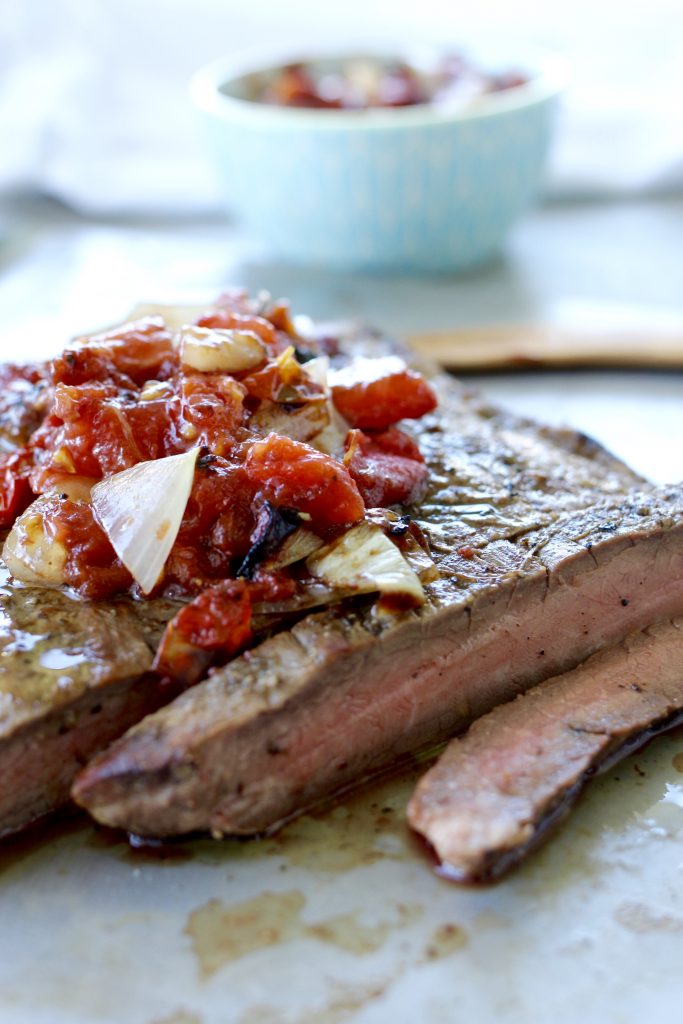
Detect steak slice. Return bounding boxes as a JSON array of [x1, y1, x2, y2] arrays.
[[0, 331, 643, 837], [71, 354, 683, 838], [0, 569, 181, 836], [407, 618, 683, 882]]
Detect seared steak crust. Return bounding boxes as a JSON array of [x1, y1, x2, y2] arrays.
[[0, 570, 180, 835], [407, 618, 683, 882]]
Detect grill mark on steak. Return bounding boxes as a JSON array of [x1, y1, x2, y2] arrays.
[[70, 357, 683, 839], [0, 569, 182, 836], [407, 618, 683, 883]]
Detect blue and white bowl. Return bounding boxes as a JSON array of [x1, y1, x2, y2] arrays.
[[191, 47, 565, 273]]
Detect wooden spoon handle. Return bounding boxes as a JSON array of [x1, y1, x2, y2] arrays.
[[407, 324, 683, 371]]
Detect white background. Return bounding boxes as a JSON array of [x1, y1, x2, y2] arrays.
[[2, 0, 683, 214]]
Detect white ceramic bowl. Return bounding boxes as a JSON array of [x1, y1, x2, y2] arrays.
[[191, 47, 566, 272]]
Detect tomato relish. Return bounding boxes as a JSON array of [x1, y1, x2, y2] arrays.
[[0, 291, 437, 682]]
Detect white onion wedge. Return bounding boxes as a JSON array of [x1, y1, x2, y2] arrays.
[[91, 448, 199, 594], [306, 521, 425, 605], [309, 403, 350, 457], [2, 497, 68, 587], [249, 398, 330, 443], [179, 326, 266, 373], [263, 527, 324, 570], [302, 355, 350, 456], [328, 355, 407, 389], [364, 508, 440, 585], [126, 302, 209, 330], [301, 355, 330, 390]]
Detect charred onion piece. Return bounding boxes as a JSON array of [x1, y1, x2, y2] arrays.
[[245, 433, 364, 531], [236, 502, 302, 579]]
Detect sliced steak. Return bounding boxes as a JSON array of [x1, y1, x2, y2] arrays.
[[407, 618, 683, 882], [0, 569, 181, 836], [0, 333, 640, 837], [71, 367, 683, 838]]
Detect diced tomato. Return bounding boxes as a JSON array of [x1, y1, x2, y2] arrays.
[[263, 299, 298, 337], [195, 310, 284, 357], [52, 318, 177, 387], [0, 450, 35, 526], [179, 374, 247, 456], [0, 363, 46, 388], [125, 392, 181, 462], [162, 544, 208, 594], [164, 458, 256, 591], [330, 356, 437, 430], [184, 459, 255, 546], [344, 427, 429, 507], [45, 498, 132, 599], [45, 383, 145, 477], [91, 404, 147, 475], [266, 63, 341, 108], [36, 381, 187, 479], [212, 288, 253, 313], [248, 569, 298, 604], [152, 579, 253, 685], [240, 361, 287, 402], [245, 434, 364, 530], [363, 424, 424, 461], [241, 353, 322, 403], [36, 383, 124, 477]]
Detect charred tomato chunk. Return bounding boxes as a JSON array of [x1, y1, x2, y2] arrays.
[[0, 450, 35, 527], [153, 579, 253, 686], [330, 356, 437, 430], [52, 318, 177, 387], [344, 426, 428, 507], [245, 433, 364, 531]]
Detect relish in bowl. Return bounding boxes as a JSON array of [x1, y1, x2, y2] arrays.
[[191, 45, 565, 271]]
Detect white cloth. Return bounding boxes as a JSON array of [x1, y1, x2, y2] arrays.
[[1, 0, 682, 216]]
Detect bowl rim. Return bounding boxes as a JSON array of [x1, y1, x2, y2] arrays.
[[190, 43, 568, 131]]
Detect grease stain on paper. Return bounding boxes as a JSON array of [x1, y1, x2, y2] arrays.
[[637, 782, 683, 838], [422, 922, 468, 960], [237, 979, 392, 1024], [213, 767, 425, 875], [186, 889, 423, 978], [614, 900, 683, 934], [150, 1010, 203, 1024]]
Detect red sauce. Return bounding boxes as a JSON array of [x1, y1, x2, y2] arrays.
[[330, 359, 437, 430], [1, 292, 438, 683], [344, 427, 428, 508], [152, 579, 254, 686], [245, 434, 364, 530], [258, 55, 529, 111]]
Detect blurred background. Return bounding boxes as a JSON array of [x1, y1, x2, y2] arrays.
[[1, 0, 683, 477], [2, 0, 682, 214]]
